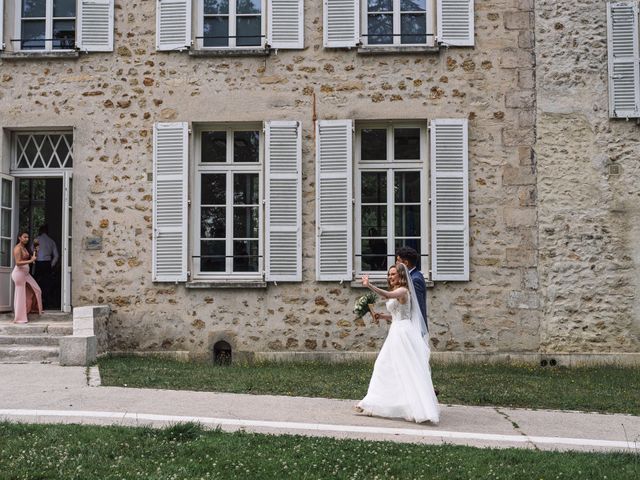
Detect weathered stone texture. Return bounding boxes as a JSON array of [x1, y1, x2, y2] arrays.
[[0, 1, 543, 357], [536, 2, 640, 352]]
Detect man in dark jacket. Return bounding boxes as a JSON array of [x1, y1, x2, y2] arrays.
[[395, 246, 427, 332]]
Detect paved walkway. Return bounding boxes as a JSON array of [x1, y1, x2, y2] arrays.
[[1, 364, 638, 453]]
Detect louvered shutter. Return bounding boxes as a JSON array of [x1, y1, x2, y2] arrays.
[[153, 123, 189, 282], [323, 0, 359, 48], [156, 0, 192, 51], [607, 2, 640, 118], [437, 0, 474, 46], [265, 121, 302, 281], [430, 119, 469, 281], [316, 120, 353, 281], [77, 0, 114, 52], [268, 0, 304, 49]]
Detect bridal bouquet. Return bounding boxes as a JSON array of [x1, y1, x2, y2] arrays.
[[353, 291, 378, 319]]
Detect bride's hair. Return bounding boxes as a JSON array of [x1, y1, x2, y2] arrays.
[[387, 264, 408, 290]]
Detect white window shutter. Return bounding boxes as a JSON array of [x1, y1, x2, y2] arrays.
[[77, 0, 114, 52], [607, 2, 640, 118], [430, 119, 469, 281], [316, 120, 353, 281], [265, 121, 302, 282], [268, 0, 304, 49], [0, 0, 4, 51], [156, 0, 192, 51], [323, 0, 359, 48], [437, 0, 474, 46], [153, 123, 189, 282]]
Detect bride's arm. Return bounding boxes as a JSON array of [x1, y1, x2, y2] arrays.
[[361, 275, 408, 300]]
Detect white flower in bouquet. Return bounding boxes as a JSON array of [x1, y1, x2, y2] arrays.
[[353, 291, 378, 319]]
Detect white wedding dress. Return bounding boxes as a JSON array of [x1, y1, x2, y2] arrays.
[[357, 294, 440, 424]]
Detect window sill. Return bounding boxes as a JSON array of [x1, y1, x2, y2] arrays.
[[0, 50, 80, 60], [357, 45, 439, 55], [189, 48, 270, 57], [350, 279, 435, 289], [186, 279, 267, 289]]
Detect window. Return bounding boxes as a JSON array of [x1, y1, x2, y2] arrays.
[[14, 133, 74, 169], [199, 0, 265, 48], [363, 0, 430, 46], [194, 126, 263, 278], [355, 124, 428, 275], [19, 0, 76, 50]]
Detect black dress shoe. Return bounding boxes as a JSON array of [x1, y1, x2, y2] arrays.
[[434, 388, 440, 397]]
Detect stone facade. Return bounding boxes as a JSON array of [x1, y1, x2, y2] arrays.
[[0, 0, 636, 362]]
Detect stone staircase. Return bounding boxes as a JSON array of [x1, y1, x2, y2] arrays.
[[0, 311, 73, 363]]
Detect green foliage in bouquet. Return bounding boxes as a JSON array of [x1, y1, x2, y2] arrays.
[[353, 291, 378, 318]]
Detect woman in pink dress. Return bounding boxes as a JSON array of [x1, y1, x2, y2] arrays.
[[12, 231, 43, 323]]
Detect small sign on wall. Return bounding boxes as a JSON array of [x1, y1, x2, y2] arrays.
[[84, 236, 103, 251]]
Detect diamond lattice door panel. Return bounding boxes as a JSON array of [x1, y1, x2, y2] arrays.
[[15, 134, 74, 169]]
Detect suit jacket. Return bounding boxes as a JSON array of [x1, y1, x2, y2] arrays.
[[410, 267, 428, 331]]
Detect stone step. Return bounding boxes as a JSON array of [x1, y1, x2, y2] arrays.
[[0, 345, 59, 363], [0, 322, 73, 336], [0, 311, 72, 323], [0, 335, 61, 346]]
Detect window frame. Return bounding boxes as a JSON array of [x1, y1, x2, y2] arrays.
[[196, 0, 267, 50], [359, 0, 434, 47], [15, 0, 77, 51], [354, 121, 430, 279], [192, 123, 265, 280]]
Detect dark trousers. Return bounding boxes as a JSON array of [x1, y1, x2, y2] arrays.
[[34, 261, 53, 310]]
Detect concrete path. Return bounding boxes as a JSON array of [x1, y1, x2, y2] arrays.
[[1, 364, 638, 453]]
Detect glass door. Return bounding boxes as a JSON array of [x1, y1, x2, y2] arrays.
[[62, 172, 72, 312], [0, 175, 15, 311]]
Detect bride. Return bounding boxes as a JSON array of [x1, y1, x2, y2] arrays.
[[356, 263, 439, 424]]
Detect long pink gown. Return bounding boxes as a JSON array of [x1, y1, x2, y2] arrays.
[[11, 247, 43, 323]]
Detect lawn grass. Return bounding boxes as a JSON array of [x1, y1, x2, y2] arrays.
[[1, 422, 638, 480], [97, 356, 640, 415]]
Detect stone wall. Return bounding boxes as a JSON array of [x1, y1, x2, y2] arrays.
[[0, 0, 548, 359], [535, 0, 640, 353]]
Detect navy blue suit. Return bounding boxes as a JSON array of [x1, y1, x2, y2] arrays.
[[410, 267, 428, 332]]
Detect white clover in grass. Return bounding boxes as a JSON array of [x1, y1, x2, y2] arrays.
[[353, 292, 378, 318]]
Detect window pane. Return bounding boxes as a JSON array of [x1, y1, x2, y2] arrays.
[[401, 0, 426, 11], [237, 0, 261, 14], [367, 14, 393, 44], [361, 206, 387, 237], [0, 239, 11, 267], [53, 20, 76, 49], [394, 171, 420, 203], [361, 172, 386, 203], [233, 240, 259, 272], [32, 179, 46, 200], [204, 0, 229, 14], [204, 17, 229, 47], [236, 16, 261, 46], [361, 239, 388, 271], [400, 13, 427, 44], [233, 131, 259, 162], [201, 207, 226, 238], [233, 173, 259, 205], [21, 20, 46, 49], [361, 129, 387, 161], [394, 128, 421, 160], [1, 210, 11, 238], [395, 238, 421, 261], [53, 0, 76, 17], [368, 0, 392, 12], [233, 207, 259, 238], [395, 205, 421, 237], [201, 240, 226, 272], [22, 0, 45, 17], [202, 131, 226, 162], [2, 180, 11, 208], [201, 174, 226, 205]]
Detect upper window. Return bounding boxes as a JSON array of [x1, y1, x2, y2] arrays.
[[193, 126, 263, 278], [355, 123, 428, 275], [198, 0, 265, 48], [363, 0, 429, 46], [13, 132, 74, 169], [19, 0, 76, 50]]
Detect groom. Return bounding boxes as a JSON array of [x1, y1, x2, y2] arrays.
[[395, 246, 428, 333]]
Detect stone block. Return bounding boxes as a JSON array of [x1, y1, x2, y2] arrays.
[[518, 30, 534, 49], [518, 69, 535, 89], [499, 48, 534, 69], [502, 127, 535, 147], [504, 12, 533, 30], [59, 335, 97, 366], [518, 186, 537, 206], [504, 207, 536, 227], [518, 146, 534, 166], [506, 90, 535, 109], [522, 269, 539, 290], [518, 109, 535, 128], [507, 291, 540, 309], [506, 247, 537, 267], [503, 164, 535, 186]]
